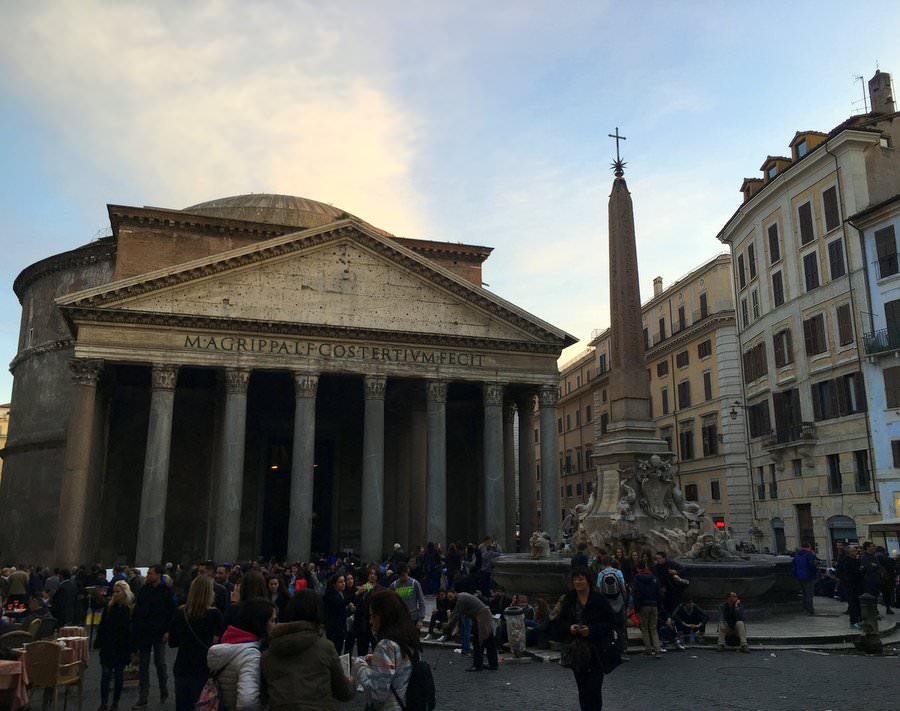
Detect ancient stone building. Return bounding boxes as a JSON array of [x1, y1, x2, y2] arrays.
[[0, 194, 574, 565]]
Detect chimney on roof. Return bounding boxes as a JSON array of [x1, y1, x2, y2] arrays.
[[869, 70, 895, 114], [653, 276, 663, 296]]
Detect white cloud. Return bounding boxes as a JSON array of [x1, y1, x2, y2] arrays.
[[0, 0, 427, 235]]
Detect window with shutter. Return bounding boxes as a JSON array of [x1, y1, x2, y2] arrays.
[[772, 271, 784, 306], [823, 186, 840, 231], [828, 239, 846, 279], [875, 226, 898, 278], [885, 299, 900, 337], [698, 340, 712, 358], [884, 366, 900, 409], [773, 330, 785, 367], [803, 315, 826, 355], [657, 361, 668, 377], [768, 223, 781, 263], [798, 201, 815, 244], [678, 380, 691, 408], [678, 305, 686, 331], [751, 289, 760, 319], [836, 303, 853, 345], [748, 244, 757, 279], [803, 252, 820, 291], [892, 440, 900, 468], [703, 370, 713, 401], [699, 292, 708, 318], [737, 253, 746, 289], [741, 299, 749, 327]]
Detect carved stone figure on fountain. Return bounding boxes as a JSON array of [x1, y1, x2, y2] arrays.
[[529, 531, 552, 559]]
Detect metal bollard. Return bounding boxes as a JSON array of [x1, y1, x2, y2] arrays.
[[504, 606, 527, 657], [856, 593, 883, 654]]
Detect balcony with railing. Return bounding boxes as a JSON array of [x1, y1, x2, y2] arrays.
[[863, 327, 900, 355], [763, 422, 817, 448]]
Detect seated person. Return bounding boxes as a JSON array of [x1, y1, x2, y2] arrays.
[[656, 608, 680, 650], [718, 591, 749, 653], [425, 589, 450, 640], [525, 598, 551, 647], [20, 594, 52, 627], [672, 597, 708, 644]]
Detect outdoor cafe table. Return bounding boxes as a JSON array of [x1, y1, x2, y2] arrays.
[[0, 658, 28, 711], [58, 626, 86, 637]]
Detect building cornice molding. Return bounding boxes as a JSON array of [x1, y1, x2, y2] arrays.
[[644, 312, 736, 358], [13, 241, 116, 302], [8, 339, 75, 373], [60, 306, 565, 355]]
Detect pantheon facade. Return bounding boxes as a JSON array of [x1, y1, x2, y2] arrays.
[[0, 195, 574, 566]]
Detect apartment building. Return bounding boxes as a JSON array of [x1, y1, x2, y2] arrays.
[[717, 70, 900, 558], [640, 254, 751, 539]]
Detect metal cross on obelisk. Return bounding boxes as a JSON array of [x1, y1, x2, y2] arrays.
[[608, 127, 627, 177]]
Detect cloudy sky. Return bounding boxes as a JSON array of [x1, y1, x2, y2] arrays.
[[1, 1, 899, 403]]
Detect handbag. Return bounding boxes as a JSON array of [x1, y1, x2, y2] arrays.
[[558, 636, 592, 672], [195, 660, 229, 710]]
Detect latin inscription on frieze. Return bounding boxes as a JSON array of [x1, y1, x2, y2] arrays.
[[183, 334, 485, 367]]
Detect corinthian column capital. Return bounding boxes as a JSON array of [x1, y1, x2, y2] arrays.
[[150, 363, 179, 391], [483, 383, 505, 407], [364, 375, 387, 400], [293, 372, 319, 399], [68, 358, 103, 387], [426, 380, 448, 404], [224, 367, 250, 395], [538, 385, 558, 408]]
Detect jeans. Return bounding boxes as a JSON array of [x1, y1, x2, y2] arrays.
[[572, 666, 604, 710], [799, 578, 816, 614], [100, 663, 125, 707], [138, 638, 168, 702], [638, 606, 659, 653], [174, 673, 208, 711], [461, 617, 472, 653]]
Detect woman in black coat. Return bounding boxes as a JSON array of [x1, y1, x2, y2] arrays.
[[168, 575, 225, 711], [323, 572, 349, 653], [94, 580, 134, 711], [557, 566, 616, 711]]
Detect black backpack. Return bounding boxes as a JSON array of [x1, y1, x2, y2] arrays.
[[391, 653, 436, 711]]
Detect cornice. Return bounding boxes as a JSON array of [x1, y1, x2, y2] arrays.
[[60, 306, 564, 354], [644, 312, 736, 358], [58, 220, 574, 348], [13, 240, 116, 301], [8, 338, 74, 373]]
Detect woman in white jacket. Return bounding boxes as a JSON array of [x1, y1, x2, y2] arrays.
[[207, 598, 276, 710]]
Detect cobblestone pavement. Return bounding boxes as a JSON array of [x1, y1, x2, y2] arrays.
[[69, 644, 900, 711]]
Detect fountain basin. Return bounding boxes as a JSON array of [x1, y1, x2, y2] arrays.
[[492, 553, 573, 601]]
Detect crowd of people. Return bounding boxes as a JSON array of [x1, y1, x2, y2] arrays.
[[3, 536, 898, 711]]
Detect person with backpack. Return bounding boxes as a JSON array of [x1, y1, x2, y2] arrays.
[[168, 575, 224, 711], [598, 565, 629, 661], [355, 589, 435, 710], [207, 598, 275, 710], [793, 542, 819, 616]]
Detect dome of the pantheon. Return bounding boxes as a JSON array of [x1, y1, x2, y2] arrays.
[[183, 193, 361, 230]]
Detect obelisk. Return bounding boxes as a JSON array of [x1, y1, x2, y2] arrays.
[[592, 132, 669, 515]]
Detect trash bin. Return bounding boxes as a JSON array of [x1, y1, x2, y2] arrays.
[[504, 606, 526, 657]]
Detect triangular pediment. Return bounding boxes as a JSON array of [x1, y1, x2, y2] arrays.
[[58, 221, 575, 348]]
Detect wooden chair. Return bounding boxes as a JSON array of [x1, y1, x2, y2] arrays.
[[0, 630, 33, 653], [23, 640, 82, 709], [27, 618, 42, 638]]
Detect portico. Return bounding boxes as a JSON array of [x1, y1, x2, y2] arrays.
[[43, 213, 575, 565]]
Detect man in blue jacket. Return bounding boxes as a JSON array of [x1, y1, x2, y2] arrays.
[[793, 542, 819, 615]]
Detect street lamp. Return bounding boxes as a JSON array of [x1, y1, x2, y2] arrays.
[[729, 400, 748, 420]]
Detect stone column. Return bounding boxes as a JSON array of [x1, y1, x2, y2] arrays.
[[517, 394, 538, 546], [288, 373, 318, 563], [134, 364, 179, 564], [408, 398, 428, 548], [483, 383, 506, 547], [425, 380, 448, 547], [503, 402, 517, 552], [361, 375, 387, 563], [214, 367, 250, 563], [54, 359, 103, 568], [538, 386, 561, 539]]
